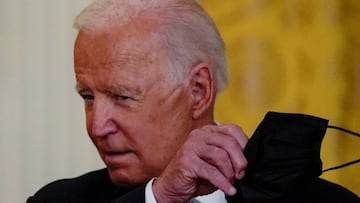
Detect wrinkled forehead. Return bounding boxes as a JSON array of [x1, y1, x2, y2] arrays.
[[76, 16, 163, 55], [77, 19, 170, 69], [73, 17, 175, 88]]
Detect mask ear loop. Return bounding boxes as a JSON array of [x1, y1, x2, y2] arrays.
[[322, 125, 360, 173], [327, 125, 360, 138], [322, 159, 360, 173]]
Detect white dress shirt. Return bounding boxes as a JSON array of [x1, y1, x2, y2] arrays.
[[145, 178, 227, 203]]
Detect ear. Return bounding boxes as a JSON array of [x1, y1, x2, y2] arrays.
[[187, 63, 215, 119]]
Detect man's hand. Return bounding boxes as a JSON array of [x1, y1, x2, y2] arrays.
[[152, 124, 248, 203]]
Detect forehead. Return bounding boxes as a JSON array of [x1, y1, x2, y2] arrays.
[[74, 17, 172, 86], [75, 17, 162, 64]]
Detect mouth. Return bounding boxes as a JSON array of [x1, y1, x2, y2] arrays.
[[102, 150, 135, 166], [104, 151, 129, 155]]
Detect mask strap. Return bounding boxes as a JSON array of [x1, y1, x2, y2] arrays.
[[322, 125, 360, 173], [322, 159, 360, 173], [327, 125, 360, 138]]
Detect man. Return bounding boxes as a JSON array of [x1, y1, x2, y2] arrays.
[[28, 0, 359, 202]]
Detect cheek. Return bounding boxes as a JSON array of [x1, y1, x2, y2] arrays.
[[139, 93, 192, 150], [137, 131, 185, 174], [130, 111, 183, 147], [85, 115, 98, 145], [85, 112, 92, 135], [139, 113, 190, 159], [147, 99, 192, 130]]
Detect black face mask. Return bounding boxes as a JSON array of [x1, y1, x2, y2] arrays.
[[225, 111, 352, 202]]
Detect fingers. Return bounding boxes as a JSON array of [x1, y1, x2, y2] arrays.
[[152, 123, 248, 202], [195, 155, 237, 196], [206, 137, 247, 180], [198, 145, 235, 180], [204, 124, 249, 149], [219, 124, 249, 149], [191, 124, 248, 180]]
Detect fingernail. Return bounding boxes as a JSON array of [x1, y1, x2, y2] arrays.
[[236, 171, 245, 179], [229, 186, 237, 196]]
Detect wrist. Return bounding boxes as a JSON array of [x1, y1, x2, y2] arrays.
[[152, 178, 186, 203]]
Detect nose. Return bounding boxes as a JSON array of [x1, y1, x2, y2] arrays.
[[87, 98, 118, 137]]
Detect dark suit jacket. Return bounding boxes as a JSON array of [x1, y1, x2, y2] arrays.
[[27, 168, 144, 203], [27, 168, 359, 203]]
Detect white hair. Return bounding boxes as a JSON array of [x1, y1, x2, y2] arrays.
[[74, 0, 228, 93]]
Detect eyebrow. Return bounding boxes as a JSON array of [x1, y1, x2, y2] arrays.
[[75, 82, 144, 98], [75, 83, 88, 93], [107, 84, 143, 97]]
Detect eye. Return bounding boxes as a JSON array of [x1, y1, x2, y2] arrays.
[[82, 94, 94, 101], [112, 94, 138, 107], [79, 92, 95, 105], [115, 95, 133, 101]]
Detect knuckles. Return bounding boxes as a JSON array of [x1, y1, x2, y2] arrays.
[[239, 157, 248, 171], [169, 124, 248, 183], [222, 123, 244, 135], [211, 147, 228, 160], [188, 128, 208, 139], [154, 124, 249, 202]]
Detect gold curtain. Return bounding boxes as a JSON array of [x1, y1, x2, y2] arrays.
[[202, 0, 360, 195]]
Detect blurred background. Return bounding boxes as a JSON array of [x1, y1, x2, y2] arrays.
[[0, 0, 359, 202]]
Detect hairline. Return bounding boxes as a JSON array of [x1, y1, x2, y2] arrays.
[[73, 0, 228, 93]]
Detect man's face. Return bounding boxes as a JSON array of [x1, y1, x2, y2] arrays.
[[74, 22, 193, 186]]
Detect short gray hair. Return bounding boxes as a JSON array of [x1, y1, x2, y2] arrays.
[[74, 0, 228, 93]]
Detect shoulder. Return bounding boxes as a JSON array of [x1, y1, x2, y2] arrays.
[[27, 168, 117, 203], [285, 178, 360, 203]]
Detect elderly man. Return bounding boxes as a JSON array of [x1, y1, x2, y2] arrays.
[[28, 0, 359, 202]]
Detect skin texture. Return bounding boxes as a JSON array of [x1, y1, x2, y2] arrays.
[[74, 18, 195, 186], [153, 124, 248, 203], [74, 15, 248, 202]]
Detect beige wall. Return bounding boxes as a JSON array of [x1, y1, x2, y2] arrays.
[[0, 0, 103, 202]]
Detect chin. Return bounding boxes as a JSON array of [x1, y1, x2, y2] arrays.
[[107, 167, 149, 187]]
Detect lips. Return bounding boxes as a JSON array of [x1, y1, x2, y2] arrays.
[[101, 149, 135, 166], [103, 149, 132, 157], [104, 150, 129, 155]]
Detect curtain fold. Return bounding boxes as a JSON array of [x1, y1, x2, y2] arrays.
[[0, 1, 103, 202], [204, 0, 360, 195]]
